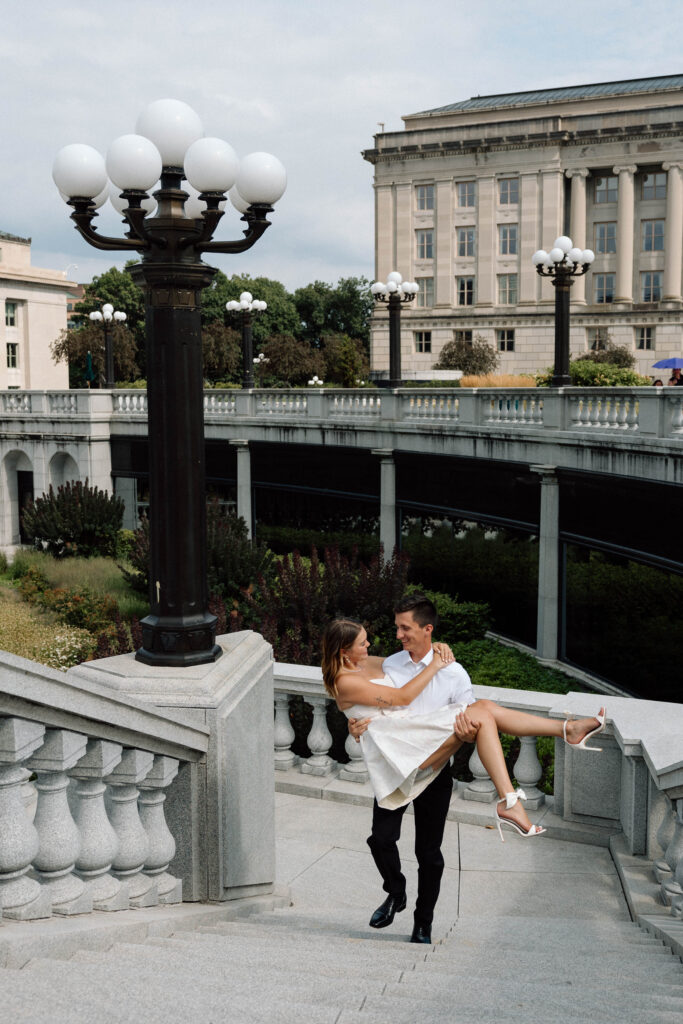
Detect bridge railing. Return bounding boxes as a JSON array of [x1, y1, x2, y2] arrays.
[[0, 651, 208, 922], [273, 662, 683, 923]]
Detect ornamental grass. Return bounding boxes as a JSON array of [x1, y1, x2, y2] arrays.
[[0, 589, 96, 670], [459, 374, 537, 388]]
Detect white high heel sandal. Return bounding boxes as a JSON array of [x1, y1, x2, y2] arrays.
[[563, 707, 607, 752], [494, 789, 546, 841]]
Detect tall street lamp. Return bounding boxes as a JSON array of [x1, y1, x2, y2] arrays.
[[52, 98, 286, 667], [532, 236, 594, 387], [89, 303, 126, 388], [226, 292, 267, 388], [370, 272, 418, 387]]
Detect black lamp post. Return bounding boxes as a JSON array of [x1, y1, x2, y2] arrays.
[[53, 98, 286, 667], [226, 293, 267, 388], [89, 303, 126, 388], [370, 272, 418, 387], [533, 236, 594, 387]]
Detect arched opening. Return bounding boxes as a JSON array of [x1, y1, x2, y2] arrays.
[[49, 451, 80, 490], [1, 450, 34, 548]]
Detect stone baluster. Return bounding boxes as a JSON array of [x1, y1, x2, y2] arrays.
[[105, 748, 158, 908], [339, 732, 370, 784], [27, 728, 92, 915], [274, 694, 298, 771], [462, 745, 497, 803], [512, 737, 545, 810], [300, 696, 337, 777], [661, 799, 683, 907], [138, 755, 182, 904], [654, 798, 676, 882], [0, 717, 51, 920], [69, 739, 129, 911]]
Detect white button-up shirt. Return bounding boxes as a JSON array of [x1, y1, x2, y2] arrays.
[[382, 647, 475, 714]]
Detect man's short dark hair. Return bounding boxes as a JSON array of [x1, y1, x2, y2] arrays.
[[394, 592, 438, 629]]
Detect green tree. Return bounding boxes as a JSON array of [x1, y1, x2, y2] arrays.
[[21, 480, 124, 558], [434, 334, 499, 375], [256, 334, 325, 387], [575, 340, 636, 369], [294, 276, 373, 347], [535, 361, 652, 387], [202, 272, 300, 344], [201, 322, 241, 384], [51, 322, 140, 387], [321, 333, 370, 387]]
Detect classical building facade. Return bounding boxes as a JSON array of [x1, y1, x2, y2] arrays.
[[363, 74, 683, 378], [0, 232, 72, 390]]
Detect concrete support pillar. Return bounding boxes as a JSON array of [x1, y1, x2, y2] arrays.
[[519, 172, 540, 304], [613, 165, 637, 302], [114, 476, 138, 530], [372, 448, 396, 559], [663, 162, 683, 301], [475, 175, 495, 306], [531, 464, 560, 661], [567, 169, 590, 303], [230, 439, 252, 538]]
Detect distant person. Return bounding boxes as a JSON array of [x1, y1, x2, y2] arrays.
[[667, 376, 678, 386], [653, 379, 663, 387]]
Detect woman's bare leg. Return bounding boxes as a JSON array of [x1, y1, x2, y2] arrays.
[[465, 707, 533, 831], [472, 700, 605, 746], [418, 735, 459, 771]]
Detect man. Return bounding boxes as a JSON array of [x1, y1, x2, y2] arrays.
[[349, 592, 475, 944]]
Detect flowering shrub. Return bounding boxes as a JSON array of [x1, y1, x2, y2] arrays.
[[0, 598, 96, 670]]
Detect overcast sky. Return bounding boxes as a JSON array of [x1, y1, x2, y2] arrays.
[[3, 0, 683, 292]]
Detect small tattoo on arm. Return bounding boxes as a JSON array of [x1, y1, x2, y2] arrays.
[[374, 695, 391, 708]]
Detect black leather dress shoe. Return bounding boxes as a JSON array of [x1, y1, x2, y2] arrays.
[[410, 924, 432, 944], [369, 893, 407, 928]]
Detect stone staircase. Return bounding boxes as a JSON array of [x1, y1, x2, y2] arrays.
[[1, 903, 683, 1024]]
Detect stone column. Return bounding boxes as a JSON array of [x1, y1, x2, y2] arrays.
[[372, 448, 396, 558], [519, 172, 540, 304], [663, 162, 683, 301], [567, 169, 590, 303], [435, 179, 453, 307], [475, 175, 495, 306], [230, 439, 252, 537], [105, 747, 158, 908], [138, 755, 182, 904], [395, 184, 412, 277], [613, 165, 637, 302], [300, 696, 337, 777], [375, 185, 395, 287], [531, 465, 560, 661]]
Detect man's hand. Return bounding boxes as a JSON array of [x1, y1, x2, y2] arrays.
[[453, 710, 478, 744], [348, 717, 371, 742]]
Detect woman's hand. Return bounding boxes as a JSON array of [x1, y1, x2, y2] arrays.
[[432, 642, 455, 665]]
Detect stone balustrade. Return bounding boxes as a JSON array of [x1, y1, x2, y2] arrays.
[[273, 662, 683, 924]]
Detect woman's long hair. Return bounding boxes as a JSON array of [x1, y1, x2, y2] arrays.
[[321, 619, 363, 697]]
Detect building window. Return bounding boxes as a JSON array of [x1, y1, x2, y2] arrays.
[[416, 230, 434, 259], [636, 326, 654, 350], [588, 327, 610, 351], [6, 342, 18, 368], [497, 329, 515, 352], [595, 176, 618, 203], [414, 331, 432, 353], [457, 227, 475, 257], [594, 274, 615, 303], [416, 184, 434, 211], [641, 271, 662, 302], [498, 178, 518, 205], [457, 181, 475, 207], [498, 224, 518, 255], [642, 172, 666, 200], [5, 301, 17, 327], [417, 277, 434, 307], [455, 330, 473, 344], [642, 220, 664, 251], [456, 276, 474, 305], [497, 274, 518, 305], [594, 222, 617, 253]]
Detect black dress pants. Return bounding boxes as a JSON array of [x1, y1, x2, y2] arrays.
[[366, 766, 453, 928]]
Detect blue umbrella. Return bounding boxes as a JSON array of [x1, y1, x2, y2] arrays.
[[652, 357, 683, 369]]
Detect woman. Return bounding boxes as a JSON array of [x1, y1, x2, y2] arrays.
[[322, 618, 606, 839]]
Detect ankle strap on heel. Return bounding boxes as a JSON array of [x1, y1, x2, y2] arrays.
[[502, 788, 527, 809]]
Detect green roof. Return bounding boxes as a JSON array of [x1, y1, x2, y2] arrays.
[[410, 74, 683, 117]]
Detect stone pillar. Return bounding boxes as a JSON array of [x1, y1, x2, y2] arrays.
[[138, 755, 182, 904], [114, 476, 138, 531], [274, 693, 298, 771], [475, 175, 495, 306], [395, 184, 412, 277], [435, 179, 453, 307], [519, 172, 540, 304], [300, 696, 337, 777], [531, 465, 560, 661], [105, 747, 158, 908], [541, 168, 564, 281], [663, 162, 683, 301], [567, 169, 590, 304], [613, 165, 637, 302], [230, 439, 252, 537], [372, 448, 396, 558], [375, 185, 395, 287]]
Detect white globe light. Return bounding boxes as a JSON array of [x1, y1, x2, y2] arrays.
[[239, 292, 253, 304], [91, 185, 109, 210], [567, 247, 583, 262], [580, 249, 595, 264], [226, 300, 239, 311], [531, 250, 548, 265], [184, 137, 239, 193], [52, 143, 108, 199], [240, 299, 251, 310], [370, 282, 385, 294], [386, 281, 398, 293], [387, 271, 403, 285], [549, 247, 565, 262], [235, 152, 287, 205], [229, 185, 251, 214], [255, 300, 267, 311], [110, 182, 157, 216], [183, 184, 206, 220], [89, 311, 103, 321], [106, 134, 162, 191], [102, 303, 114, 316], [544, 257, 555, 269], [114, 311, 127, 321], [135, 98, 203, 166], [553, 236, 573, 252]]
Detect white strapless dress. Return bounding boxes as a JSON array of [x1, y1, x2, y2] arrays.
[[344, 678, 468, 810]]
